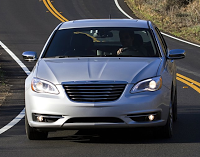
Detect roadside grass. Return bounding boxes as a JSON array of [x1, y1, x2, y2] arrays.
[[0, 64, 10, 106], [125, 0, 200, 44], [0, 67, 5, 85]]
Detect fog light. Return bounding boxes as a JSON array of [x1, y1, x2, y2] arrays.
[[37, 116, 44, 122], [148, 115, 155, 121]]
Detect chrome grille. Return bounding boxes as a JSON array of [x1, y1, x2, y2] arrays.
[[63, 84, 126, 102]]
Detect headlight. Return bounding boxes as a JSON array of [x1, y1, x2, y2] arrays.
[[31, 78, 59, 94], [131, 76, 162, 93]]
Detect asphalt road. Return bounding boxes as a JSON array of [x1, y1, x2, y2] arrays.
[[0, 0, 200, 156]]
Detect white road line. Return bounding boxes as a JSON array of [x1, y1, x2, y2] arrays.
[[161, 32, 200, 48], [0, 109, 25, 134], [114, 0, 133, 19], [177, 66, 200, 78], [114, 0, 200, 48], [0, 41, 31, 75], [0, 41, 29, 135]]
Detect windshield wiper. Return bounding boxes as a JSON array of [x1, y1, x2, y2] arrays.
[[44, 55, 70, 58], [55, 55, 70, 58], [98, 54, 135, 57], [45, 55, 137, 58], [45, 55, 98, 58], [97, 54, 118, 57]]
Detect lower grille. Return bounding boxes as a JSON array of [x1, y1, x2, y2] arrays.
[[65, 117, 124, 123], [63, 84, 126, 102]]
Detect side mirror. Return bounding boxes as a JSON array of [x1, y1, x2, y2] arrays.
[[22, 51, 37, 62], [167, 49, 186, 60]]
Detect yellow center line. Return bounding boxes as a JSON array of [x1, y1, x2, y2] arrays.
[[176, 76, 200, 94], [46, 0, 68, 22], [177, 73, 200, 87], [42, 0, 200, 94], [43, 0, 68, 22], [43, 0, 99, 42]]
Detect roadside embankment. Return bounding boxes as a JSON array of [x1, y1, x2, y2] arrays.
[[125, 0, 200, 44], [0, 48, 10, 106]]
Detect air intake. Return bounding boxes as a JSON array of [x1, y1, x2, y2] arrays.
[[65, 117, 124, 123]]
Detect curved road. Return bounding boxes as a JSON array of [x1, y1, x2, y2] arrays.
[[0, 0, 200, 156]]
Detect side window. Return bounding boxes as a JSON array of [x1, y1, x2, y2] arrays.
[[154, 27, 167, 56]]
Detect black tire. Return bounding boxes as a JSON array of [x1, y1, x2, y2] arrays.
[[172, 86, 178, 122], [160, 107, 173, 138], [25, 113, 48, 140]]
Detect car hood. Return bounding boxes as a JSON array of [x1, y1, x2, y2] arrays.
[[36, 57, 161, 84]]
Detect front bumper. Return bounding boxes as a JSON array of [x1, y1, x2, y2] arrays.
[[25, 84, 170, 130]]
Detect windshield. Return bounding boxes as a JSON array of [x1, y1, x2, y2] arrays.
[[43, 27, 159, 58]]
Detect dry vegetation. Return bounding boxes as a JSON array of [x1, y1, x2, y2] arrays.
[[125, 0, 200, 44], [0, 67, 9, 106]]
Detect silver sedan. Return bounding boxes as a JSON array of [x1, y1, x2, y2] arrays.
[[23, 19, 185, 140]]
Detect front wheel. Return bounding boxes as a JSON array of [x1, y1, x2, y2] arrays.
[[25, 113, 48, 140], [172, 86, 178, 121], [160, 107, 173, 138]]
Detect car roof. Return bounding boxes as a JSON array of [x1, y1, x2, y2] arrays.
[[59, 19, 149, 30]]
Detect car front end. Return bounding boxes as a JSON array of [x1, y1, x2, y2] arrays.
[[23, 19, 185, 140], [25, 57, 170, 131]]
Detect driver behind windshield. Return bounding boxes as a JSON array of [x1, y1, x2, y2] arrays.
[[117, 30, 147, 56]]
